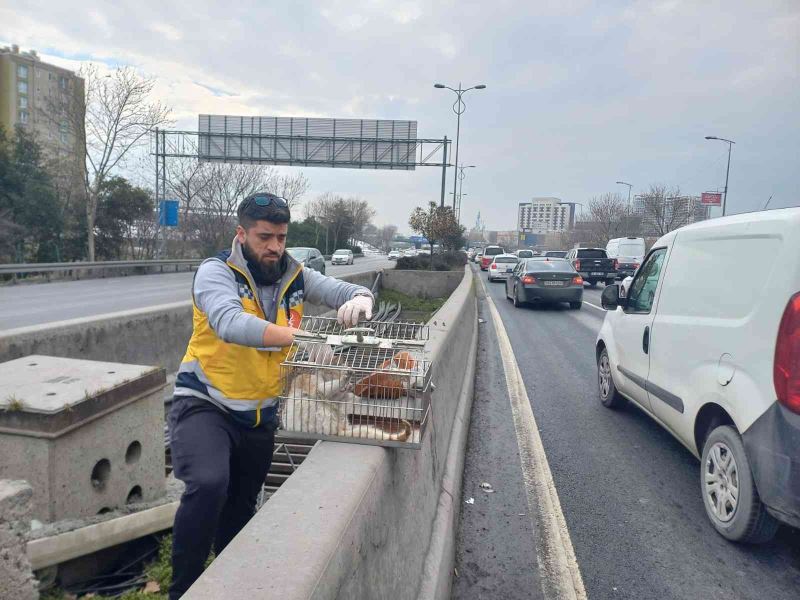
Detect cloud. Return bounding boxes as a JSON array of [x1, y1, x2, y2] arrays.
[[2, 0, 798, 228], [149, 23, 183, 42]]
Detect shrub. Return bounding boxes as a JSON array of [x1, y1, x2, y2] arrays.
[[395, 251, 466, 271]]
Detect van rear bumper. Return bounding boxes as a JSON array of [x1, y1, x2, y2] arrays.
[[742, 402, 800, 528]]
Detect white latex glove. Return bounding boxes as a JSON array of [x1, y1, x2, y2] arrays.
[[337, 295, 373, 327]]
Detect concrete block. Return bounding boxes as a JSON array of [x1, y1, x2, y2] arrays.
[[0, 356, 166, 522], [0, 479, 39, 600]]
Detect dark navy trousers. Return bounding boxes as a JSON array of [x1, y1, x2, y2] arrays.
[[167, 396, 276, 599]]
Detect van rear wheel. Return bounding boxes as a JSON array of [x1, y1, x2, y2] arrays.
[[700, 425, 778, 543]]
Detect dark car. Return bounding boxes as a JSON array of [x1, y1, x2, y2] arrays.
[[505, 258, 583, 309], [543, 250, 567, 258], [565, 247, 616, 287], [286, 247, 326, 274]]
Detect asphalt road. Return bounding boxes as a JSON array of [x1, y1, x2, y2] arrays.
[[455, 267, 800, 600], [0, 256, 393, 331]]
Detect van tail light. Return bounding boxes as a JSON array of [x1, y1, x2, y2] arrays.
[[572, 276, 583, 285], [774, 292, 800, 414], [522, 275, 536, 285], [613, 259, 619, 270], [574, 260, 581, 271]]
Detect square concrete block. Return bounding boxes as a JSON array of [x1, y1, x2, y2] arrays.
[[0, 355, 167, 522]]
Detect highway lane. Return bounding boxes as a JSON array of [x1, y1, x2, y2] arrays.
[[456, 269, 799, 600], [0, 256, 393, 331]]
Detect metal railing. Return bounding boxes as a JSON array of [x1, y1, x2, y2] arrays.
[[0, 259, 203, 277], [0, 253, 377, 278]]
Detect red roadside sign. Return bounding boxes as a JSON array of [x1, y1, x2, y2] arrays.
[[701, 192, 722, 206]]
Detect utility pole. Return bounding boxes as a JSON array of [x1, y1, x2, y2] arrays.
[[705, 136, 735, 216]]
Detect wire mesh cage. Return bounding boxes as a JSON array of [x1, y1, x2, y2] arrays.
[[279, 316, 431, 449]]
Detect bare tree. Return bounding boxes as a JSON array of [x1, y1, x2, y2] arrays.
[[345, 197, 375, 246], [271, 172, 310, 210], [166, 149, 213, 256], [380, 224, 397, 251], [55, 64, 173, 260], [584, 193, 628, 246], [191, 163, 275, 255], [640, 184, 687, 237]]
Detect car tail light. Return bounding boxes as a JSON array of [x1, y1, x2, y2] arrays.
[[774, 292, 800, 414], [572, 276, 583, 285], [633, 263, 640, 269], [522, 275, 536, 285], [574, 260, 581, 271]]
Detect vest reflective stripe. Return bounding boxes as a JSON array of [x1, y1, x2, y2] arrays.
[[179, 257, 304, 427]]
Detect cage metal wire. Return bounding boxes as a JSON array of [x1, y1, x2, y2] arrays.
[[279, 316, 431, 449]]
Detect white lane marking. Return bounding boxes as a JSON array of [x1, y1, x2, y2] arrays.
[[479, 276, 587, 600], [582, 301, 605, 311]]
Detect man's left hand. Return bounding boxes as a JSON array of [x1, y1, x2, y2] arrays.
[[337, 295, 373, 327]]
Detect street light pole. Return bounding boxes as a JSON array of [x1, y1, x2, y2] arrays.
[[705, 136, 735, 216], [435, 82, 486, 212], [615, 181, 632, 210], [456, 164, 476, 223], [616, 180, 633, 235]]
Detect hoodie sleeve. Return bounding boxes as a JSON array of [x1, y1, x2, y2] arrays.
[[301, 266, 374, 310], [193, 259, 268, 347]]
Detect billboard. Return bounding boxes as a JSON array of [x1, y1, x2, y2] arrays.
[[198, 114, 418, 170], [701, 192, 722, 206]]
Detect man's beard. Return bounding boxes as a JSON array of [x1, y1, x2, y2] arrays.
[[242, 241, 285, 285]]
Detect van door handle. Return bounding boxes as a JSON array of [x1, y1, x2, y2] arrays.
[[643, 326, 650, 354]]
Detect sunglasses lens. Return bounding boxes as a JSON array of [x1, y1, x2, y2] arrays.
[[252, 195, 287, 207]]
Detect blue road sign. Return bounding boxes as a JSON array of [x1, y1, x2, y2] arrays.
[[159, 200, 179, 227]]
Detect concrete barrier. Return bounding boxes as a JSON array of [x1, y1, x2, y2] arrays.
[[381, 270, 463, 299], [0, 271, 380, 374], [185, 266, 477, 600]]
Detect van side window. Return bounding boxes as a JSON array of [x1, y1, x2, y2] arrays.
[[625, 248, 667, 313]]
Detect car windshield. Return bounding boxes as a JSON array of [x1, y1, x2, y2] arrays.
[[493, 257, 518, 263], [545, 251, 567, 257], [287, 248, 310, 260], [333, 250, 349, 255], [525, 259, 573, 270], [576, 249, 607, 258], [517, 250, 533, 258]]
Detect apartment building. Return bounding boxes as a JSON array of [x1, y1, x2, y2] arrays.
[[518, 197, 573, 234], [0, 44, 85, 173]]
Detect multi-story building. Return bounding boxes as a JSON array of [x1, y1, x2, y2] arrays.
[[518, 197, 573, 234], [0, 44, 85, 173]]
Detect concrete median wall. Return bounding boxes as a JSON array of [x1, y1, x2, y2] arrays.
[[185, 266, 477, 600], [381, 270, 463, 299], [0, 271, 380, 374]]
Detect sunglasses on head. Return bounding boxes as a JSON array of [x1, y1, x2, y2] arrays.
[[252, 195, 288, 208]]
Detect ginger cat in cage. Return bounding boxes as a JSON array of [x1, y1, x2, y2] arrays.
[[283, 349, 413, 442]]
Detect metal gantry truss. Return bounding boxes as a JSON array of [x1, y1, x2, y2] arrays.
[[153, 128, 452, 211]]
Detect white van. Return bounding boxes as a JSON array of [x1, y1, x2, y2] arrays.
[[596, 208, 800, 543], [606, 237, 646, 279]]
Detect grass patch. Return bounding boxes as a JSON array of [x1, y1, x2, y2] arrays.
[[40, 535, 209, 600], [378, 288, 445, 322]]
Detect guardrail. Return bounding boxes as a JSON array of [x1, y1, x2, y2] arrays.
[[0, 259, 203, 278]]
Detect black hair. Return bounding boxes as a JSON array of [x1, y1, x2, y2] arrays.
[[237, 192, 291, 229]]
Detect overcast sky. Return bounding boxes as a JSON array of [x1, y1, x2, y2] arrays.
[[3, 1, 798, 232]]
